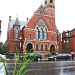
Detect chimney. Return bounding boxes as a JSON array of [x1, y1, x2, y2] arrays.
[[9, 16, 11, 22], [27, 17, 29, 21]]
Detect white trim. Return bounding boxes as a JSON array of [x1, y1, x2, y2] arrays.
[[26, 42, 34, 49], [43, 27, 48, 31], [40, 43, 44, 51], [39, 27, 43, 30], [35, 43, 39, 51], [35, 26, 40, 30], [50, 43, 56, 50], [47, 31, 56, 33], [24, 28, 35, 31]]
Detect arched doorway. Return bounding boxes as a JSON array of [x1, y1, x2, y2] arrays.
[[50, 44, 55, 55], [26, 43, 33, 53]]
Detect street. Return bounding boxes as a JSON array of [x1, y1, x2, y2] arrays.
[[0, 60, 75, 75]]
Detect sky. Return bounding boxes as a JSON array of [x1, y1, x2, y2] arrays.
[[0, 0, 75, 43]]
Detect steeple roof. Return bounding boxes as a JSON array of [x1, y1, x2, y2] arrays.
[[35, 1, 55, 17], [35, 4, 44, 14], [14, 17, 20, 25]]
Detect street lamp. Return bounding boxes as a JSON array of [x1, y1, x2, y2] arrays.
[[19, 36, 22, 53], [0, 30, 1, 40], [19, 36, 22, 47]]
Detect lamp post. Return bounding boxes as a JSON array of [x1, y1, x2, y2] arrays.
[[0, 29, 1, 41], [19, 36, 22, 53]]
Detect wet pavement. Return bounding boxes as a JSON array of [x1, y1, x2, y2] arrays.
[[26, 61, 75, 75], [0, 60, 75, 75]]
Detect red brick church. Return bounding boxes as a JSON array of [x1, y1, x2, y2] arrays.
[[5, 0, 61, 55]]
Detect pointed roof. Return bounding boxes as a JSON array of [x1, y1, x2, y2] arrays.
[[35, 4, 44, 14], [34, 2, 55, 17], [56, 27, 60, 35], [14, 17, 20, 25]]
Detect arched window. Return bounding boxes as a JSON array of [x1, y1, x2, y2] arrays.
[[15, 27, 18, 39], [40, 28, 43, 40], [41, 44, 43, 51], [36, 44, 38, 51], [36, 27, 39, 39], [44, 28, 47, 40]]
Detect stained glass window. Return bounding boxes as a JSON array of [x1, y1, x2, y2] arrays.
[[15, 27, 18, 39], [36, 27, 39, 39], [40, 28, 43, 40], [44, 28, 47, 40]]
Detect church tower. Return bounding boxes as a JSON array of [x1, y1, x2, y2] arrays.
[[44, 0, 55, 18], [44, 0, 55, 6], [22, 0, 61, 55]]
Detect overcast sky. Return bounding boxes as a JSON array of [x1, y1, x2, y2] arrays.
[[0, 0, 75, 43]]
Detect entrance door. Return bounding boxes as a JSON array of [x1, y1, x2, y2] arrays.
[[26, 43, 33, 53], [50, 44, 55, 55]]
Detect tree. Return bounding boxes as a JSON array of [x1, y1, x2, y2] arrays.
[[0, 42, 4, 54]]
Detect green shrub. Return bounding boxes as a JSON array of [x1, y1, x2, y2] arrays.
[[0, 49, 37, 75], [46, 53, 51, 57]]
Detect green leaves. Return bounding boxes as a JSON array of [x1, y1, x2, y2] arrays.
[[16, 51, 37, 75], [0, 48, 37, 75], [0, 54, 8, 75], [0, 42, 4, 54]]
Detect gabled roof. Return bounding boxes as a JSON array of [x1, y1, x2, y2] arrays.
[[9, 20, 27, 30], [14, 17, 20, 25]]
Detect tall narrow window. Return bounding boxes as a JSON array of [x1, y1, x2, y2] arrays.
[[45, 45, 48, 51], [51, 22, 54, 27], [40, 28, 43, 40], [44, 28, 47, 40], [36, 44, 38, 51], [41, 44, 43, 51], [52, 36, 53, 40], [29, 33, 31, 39], [15, 27, 18, 39], [36, 27, 39, 39]]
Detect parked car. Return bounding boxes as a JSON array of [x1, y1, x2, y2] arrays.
[[48, 54, 72, 61], [56, 54, 71, 60], [19, 52, 42, 61], [48, 55, 57, 61], [6, 54, 14, 59]]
